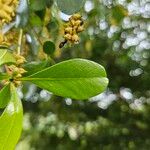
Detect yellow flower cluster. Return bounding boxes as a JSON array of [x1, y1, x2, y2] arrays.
[[0, 0, 19, 45], [0, 29, 18, 45], [64, 14, 84, 44], [14, 53, 26, 65], [6, 65, 26, 86], [0, 0, 19, 25]]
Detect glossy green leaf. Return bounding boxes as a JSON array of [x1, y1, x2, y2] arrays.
[[23, 60, 49, 76], [0, 84, 23, 150], [0, 73, 9, 81], [56, 0, 85, 15], [21, 59, 109, 99], [0, 49, 16, 66], [0, 84, 11, 108]]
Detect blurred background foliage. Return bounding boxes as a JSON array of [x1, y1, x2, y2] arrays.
[[15, 0, 150, 149]]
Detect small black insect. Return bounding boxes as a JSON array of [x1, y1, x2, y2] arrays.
[[80, 19, 84, 26], [59, 39, 67, 48]]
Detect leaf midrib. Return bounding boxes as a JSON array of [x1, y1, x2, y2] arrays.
[[20, 77, 107, 81]]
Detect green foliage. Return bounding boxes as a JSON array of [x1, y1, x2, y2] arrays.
[[30, 0, 46, 11], [0, 73, 9, 81], [110, 5, 128, 25], [0, 57, 108, 149], [23, 60, 49, 76], [43, 41, 55, 55], [22, 59, 108, 99], [0, 0, 149, 149], [56, 0, 85, 14], [29, 13, 42, 26], [0, 84, 23, 150], [30, 0, 53, 11], [0, 84, 11, 108], [0, 49, 16, 66]]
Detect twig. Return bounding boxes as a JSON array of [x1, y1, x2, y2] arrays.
[[17, 29, 23, 55]]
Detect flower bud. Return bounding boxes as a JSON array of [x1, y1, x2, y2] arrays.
[[17, 59, 25, 65], [77, 26, 84, 33], [72, 14, 81, 20], [74, 20, 82, 26], [14, 54, 26, 65], [19, 68, 27, 74], [0, 0, 19, 24], [16, 74, 22, 78], [72, 34, 79, 42], [64, 34, 72, 40], [65, 27, 73, 34], [14, 81, 22, 86], [70, 19, 76, 26]]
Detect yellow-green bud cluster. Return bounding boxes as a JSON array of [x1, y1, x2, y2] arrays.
[[3, 54, 27, 86], [0, 29, 19, 45], [14, 53, 26, 65], [7, 65, 26, 86], [64, 14, 84, 44]]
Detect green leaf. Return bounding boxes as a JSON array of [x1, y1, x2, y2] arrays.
[[56, 0, 85, 15], [0, 84, 23, 150], [0, 49, 16, 66], [0, 84, 11, 108], [0, 73, 9, 81], [30, 13, 42, 27], [43, 41, 55, 55], [21, 59, 109, 99], [30, 0, 46, 11], [23, 60, 49, 76]]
